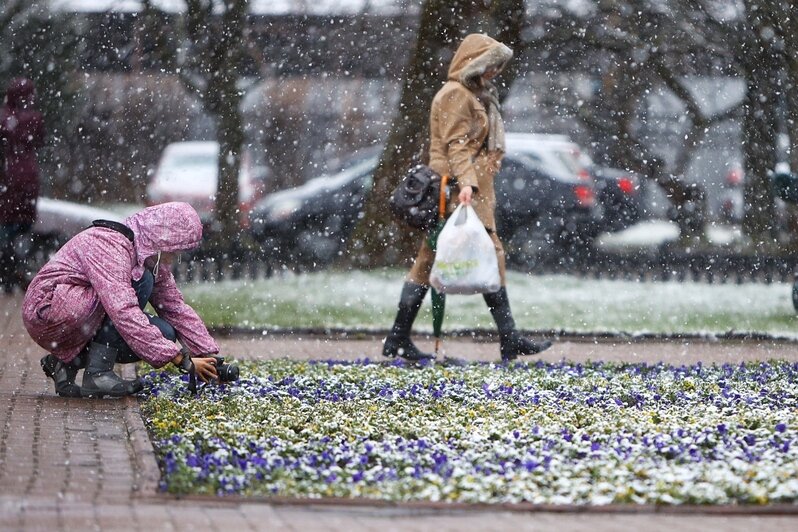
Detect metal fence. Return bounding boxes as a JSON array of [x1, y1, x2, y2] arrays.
[[528, 251, 798, 284], [171, 251, 798, 285]]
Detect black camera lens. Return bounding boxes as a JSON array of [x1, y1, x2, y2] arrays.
[[217, 363, 239, 382]]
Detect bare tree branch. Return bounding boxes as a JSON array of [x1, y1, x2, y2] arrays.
[[0, 0, 28, 32]]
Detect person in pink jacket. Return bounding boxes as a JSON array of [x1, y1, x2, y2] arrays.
[[23, 202, 220, 397]]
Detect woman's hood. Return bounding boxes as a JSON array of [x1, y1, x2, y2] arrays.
[[447, 34, 513, 90], [124, 202, 203, 280]]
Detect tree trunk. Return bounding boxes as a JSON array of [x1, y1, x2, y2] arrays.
[[346, 0, 524, 268], [741, 66, 779, 248], [737, 0, 780, 248], [214, 91, 244, 256], [788, 16, 798, 172], [181, 0, 248, 257]]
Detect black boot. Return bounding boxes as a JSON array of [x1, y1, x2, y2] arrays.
[[483, 287, 552, 362], [383, 282, 434, 362], [81, 343, 143, 398], [40, 354, 82, 398], [0, 251, 12, 294]]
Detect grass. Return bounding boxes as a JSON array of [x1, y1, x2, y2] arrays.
[[180, 269, 798, 337]]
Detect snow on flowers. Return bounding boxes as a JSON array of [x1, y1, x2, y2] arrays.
[[140, 359, 798, 504]]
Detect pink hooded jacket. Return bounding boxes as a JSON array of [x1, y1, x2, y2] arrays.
[[22, 202, 219, 367]]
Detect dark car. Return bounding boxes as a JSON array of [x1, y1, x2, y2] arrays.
[[494, 134, 602, 265], [249, 134, 604, 267], [249, 156, 375, 265]]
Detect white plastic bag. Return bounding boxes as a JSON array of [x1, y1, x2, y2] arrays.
[[429, 204, 500, 294]]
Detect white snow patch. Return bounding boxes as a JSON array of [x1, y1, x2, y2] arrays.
[[597, 220, 745, 252]]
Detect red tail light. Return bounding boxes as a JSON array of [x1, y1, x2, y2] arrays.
[[574, 185, 594, 207], [618, 177, 636, 195], [727, 167, 743, 186], [239, 201, 253, 228]]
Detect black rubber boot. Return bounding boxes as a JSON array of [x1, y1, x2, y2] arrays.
[[40, 354, 82, 398], [383, 282, 435, 362], [483, 287, 552, 362], [81, 343, 143, 398], [0, 251, 12, 294]]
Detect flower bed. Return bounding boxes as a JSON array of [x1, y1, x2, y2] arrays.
[[141, 359, 798, 504]]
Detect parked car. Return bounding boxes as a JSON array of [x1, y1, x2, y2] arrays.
[[719, 161, 744, 225], [517, 135, 643, 233], [146, 141, 269, 230], [250, 155, 375, 265], [250, 133, 604, 267], [494, 134, 603, 264]]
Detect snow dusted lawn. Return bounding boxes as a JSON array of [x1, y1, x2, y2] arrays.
[[182, 270, 798, 337]]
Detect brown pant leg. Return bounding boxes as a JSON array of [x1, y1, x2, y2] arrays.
[[407, 238, 435, 286], [490, 230, 507, 287], [406, 230, 506, 287]]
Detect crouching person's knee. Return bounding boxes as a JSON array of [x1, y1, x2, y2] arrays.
[[149, 316, 177, 342]]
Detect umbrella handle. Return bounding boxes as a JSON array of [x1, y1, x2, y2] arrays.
[[439, 174, 449, 220]]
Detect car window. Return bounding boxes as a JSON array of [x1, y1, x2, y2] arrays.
[[552, 149, 584, 175], [160, 153, 217, 171], [320, 157, 377, 191], [512, 148, 579, 183]]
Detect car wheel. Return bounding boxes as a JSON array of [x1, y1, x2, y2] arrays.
[[506, 226, 555, 270], [297, 230, 341, 267]]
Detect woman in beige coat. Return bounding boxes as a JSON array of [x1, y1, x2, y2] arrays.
[[383, 33, 552, 362]]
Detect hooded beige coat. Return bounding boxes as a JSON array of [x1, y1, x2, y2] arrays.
[[408, 34, 513, 286]]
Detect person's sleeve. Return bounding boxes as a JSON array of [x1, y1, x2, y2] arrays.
[[81, 234, 181, 368], [437, 91, 480, 192], [35, 113, 45, 148], [149, 269, 220, 356]]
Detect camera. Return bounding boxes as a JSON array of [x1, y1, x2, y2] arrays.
[[211, 355, 240, 382]]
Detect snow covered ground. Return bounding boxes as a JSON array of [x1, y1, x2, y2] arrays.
[[183, 269, 798, 338]]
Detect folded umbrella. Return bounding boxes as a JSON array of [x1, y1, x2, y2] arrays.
[[427, 174, 449, 355]]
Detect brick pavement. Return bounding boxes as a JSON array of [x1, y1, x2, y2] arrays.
[[2, 291, 798, 531]]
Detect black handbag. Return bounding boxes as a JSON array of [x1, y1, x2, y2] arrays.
[[389, 164, 445, 231]]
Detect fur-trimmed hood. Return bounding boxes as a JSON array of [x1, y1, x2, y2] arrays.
[[447, 34, 513, 90]]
